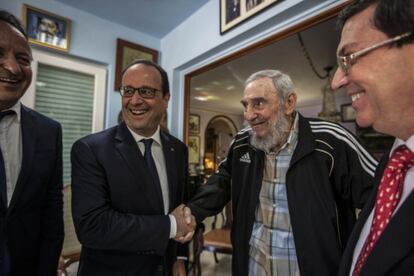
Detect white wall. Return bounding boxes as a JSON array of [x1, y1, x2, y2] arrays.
[[1, 0, 159, 128]]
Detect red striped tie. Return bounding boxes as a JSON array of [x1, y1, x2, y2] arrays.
[[352, 145, 414, 276]]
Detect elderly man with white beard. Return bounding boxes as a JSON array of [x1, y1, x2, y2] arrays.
[[188, 69, 377, 276]]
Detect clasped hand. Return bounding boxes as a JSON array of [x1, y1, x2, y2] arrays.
[[170, 204, 196, 243]]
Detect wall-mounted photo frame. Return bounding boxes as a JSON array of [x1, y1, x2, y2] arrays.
[[22, 4, 71, 52], [220, 0, 281, 34], [114, 39, 159, 90], [188, 135, 200, 164], [341, 103, 356, 122], [188, 114, 200, 134]]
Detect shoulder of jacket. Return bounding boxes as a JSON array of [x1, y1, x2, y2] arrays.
[[231, 127, 251, 149], [307, 118, 378, 176]]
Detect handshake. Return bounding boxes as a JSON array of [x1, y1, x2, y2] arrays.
[[170, 204, 197, 243]]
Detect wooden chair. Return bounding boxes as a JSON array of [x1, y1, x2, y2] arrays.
[[191, 202, 233, 276]]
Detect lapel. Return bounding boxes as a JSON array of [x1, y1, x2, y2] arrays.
[[339, 154, 389, 275], [8, 107, 36, 211], [114, 123, 164, 212], [160, 131, 177, 212]]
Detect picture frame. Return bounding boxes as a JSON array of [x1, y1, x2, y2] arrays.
[[114, 39, 159, 90], [188, 135, 200, 164], [22, 4, 71, 52], [220, 0, 281, 34], [341, 103, 356, 122], [188, 114, 200, 134]]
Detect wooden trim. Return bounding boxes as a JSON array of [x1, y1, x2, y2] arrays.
[[183, 2, 350, 140], [183, 73, 192, 144]]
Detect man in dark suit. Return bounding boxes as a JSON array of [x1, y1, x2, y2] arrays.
[[0, 10, 64, 276], [71, 59, 195, 276], [331, 1, 414, 275]]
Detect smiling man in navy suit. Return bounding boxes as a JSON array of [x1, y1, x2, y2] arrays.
[[71, 59, 195, 276], [0, 10, 64, 276], [331, 1, 414, 275]]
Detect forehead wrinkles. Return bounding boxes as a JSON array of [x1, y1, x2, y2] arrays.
[[0, 23, 31, 54], [245, 78, 277, 97]]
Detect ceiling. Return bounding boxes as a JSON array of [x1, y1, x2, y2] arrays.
[[190, 17, 346, 115], [57, 0, 209, 38]]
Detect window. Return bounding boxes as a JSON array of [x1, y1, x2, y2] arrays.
[[22, 49, 107, 185]]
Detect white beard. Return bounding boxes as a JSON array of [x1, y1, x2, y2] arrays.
[[249, 109, 292, 152]]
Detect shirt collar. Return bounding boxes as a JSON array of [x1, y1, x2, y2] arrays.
[[1, 101, 21, 123], [285, 112, 299, 152], [127, 125, 162, 146], [391, 134, 414, 155], [267, 112, 298, 154]]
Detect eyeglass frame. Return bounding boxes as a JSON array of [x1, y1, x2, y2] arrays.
[[119, 86, 162, 99], [337, 32, 412, 75]]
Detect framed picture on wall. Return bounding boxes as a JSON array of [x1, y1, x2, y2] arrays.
[[341, 103, 356, 122], [114, 39, 159, 90], [189, 114, 200, 133], [188, 135, 200, 164], [220, 0, 281, 34], [22, 4, 71, 52]]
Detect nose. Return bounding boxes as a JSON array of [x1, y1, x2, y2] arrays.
[[244, 107, 257, 122], [330, 67, 349, 91], [129, 91, 145, 104], [1, 54, 22, 76]]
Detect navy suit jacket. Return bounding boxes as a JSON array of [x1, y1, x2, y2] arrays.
[[71, 122, 189, 276], [338, 152, 414, 276], [0, 105, 64, 276]]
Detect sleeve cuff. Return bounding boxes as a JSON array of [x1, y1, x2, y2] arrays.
[[169, 214, 177, 238]]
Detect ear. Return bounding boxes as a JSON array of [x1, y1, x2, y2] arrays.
[[163, 92, 170, 108], [284, 93, 297, 115]]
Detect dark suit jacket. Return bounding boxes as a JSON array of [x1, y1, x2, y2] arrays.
[[338, 152, 414, 276], [71, 122, 189, 276], [0, 105, 64, 276]]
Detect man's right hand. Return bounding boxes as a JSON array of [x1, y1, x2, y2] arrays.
[[171, 204, 196, 243]]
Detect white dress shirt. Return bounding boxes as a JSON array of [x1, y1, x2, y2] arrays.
[[126, 126, 177, 239], [350, 134, 414, 274], [0, 102, 22, 207]]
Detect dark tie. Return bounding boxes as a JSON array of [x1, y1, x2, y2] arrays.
[[0, 110, 14, 276], [352, 145, 414, 275], [142, 138, 161, 188]]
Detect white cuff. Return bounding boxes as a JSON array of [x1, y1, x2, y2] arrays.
[[169, 214, 177, 238]]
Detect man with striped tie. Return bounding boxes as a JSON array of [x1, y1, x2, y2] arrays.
[[189, 69, 377, 276], [331, 1, 414, 275]]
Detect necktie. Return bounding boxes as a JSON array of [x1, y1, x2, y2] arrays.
[[352, 145, 414, 276], [0, 110, 15, 206], [142, 139, 161, 188], [0, 110, 14, 276]]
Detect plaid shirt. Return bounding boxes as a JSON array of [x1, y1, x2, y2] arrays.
[[248, 114, 300, 276]]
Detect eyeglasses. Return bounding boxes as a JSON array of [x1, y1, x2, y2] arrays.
[[337, 32, 412, 75], [119, 86, 161, 99]]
